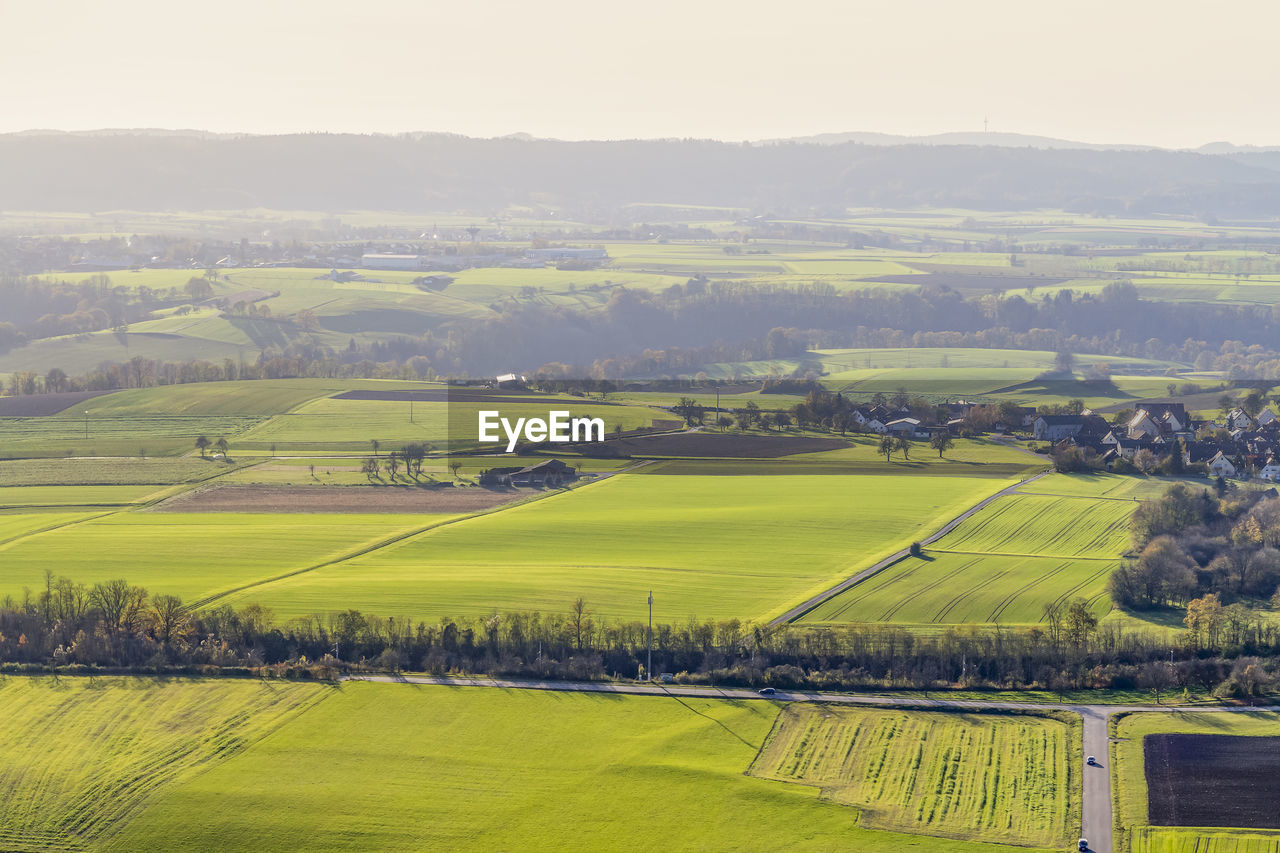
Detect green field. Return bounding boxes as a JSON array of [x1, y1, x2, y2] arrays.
[[0, 485, 164, 508], [0, 677, 322, 852], [208, 473, 1011, 623], [750, 704, 1077, 847], [0, 457, 242, 486], [928, 493, 1134, 558], [1116, 711, 1280, 853], [62, 679, 1047, 852], [0, 513, 439, 605], [802, 474, 1149, 627], [233, 395, 665, 452]]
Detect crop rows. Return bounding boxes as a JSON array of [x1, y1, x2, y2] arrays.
[[0, 679, 322, 849], [749, 705, 1073, 847]]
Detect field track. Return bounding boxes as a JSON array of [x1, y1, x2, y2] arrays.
[[770, 470, 1050, 625]]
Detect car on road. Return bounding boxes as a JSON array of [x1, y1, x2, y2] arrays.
[[1086, 755, 1097, 766], [758, 687, 776, 696], [1078, 839, 1089, 851]]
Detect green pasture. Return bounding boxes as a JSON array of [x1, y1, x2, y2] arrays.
[[0, 677, 322, 852], [0, 512, 437, 605], [1116, 712, 1280, 853], [82, 680, 1048, 852], [750, 704, 1077, 848], [212, 473, 1012, 623]]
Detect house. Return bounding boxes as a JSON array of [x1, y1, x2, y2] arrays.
[[1207, 451, 1238, 478], [1226, 408, 1256, 432], [1126, 410, 1163, 441], [1259, 460, 1280, 482], [864, 418, 887, 434], [1033, 414, 1109, 442], [1258, 409, 1278, 428]]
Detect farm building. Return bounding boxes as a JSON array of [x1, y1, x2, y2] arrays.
[[510, 459, 578, 487], [482, 459, 578, 487]]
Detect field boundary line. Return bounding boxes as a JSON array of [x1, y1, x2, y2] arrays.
[[185, 467, 641, 611], [0, 511, 120, 554], [769, 470, 1052, 626]]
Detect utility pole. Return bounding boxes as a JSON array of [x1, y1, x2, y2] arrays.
[[410, 396, 414, 423], [716, 388, 721, 432], [84, 410, 89, 440], [647, 590, 653, 682]]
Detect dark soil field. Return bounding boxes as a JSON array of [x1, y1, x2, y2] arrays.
[[581, 431, 848, 458], [1145, 733, 1280, 828], [0, 390, 111, 416], [152, 484, 529, 513]]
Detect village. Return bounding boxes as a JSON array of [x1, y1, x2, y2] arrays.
[[847, 397, 1280, 480]]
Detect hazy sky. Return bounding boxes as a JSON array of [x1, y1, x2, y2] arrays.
[[2, 0, 1276, 147]]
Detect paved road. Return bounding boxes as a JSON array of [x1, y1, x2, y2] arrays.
[[345, 674, 1274, 853], [769, 469, 1052, 625], [1080, 707, 1113, 853]]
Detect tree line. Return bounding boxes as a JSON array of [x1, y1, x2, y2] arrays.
[[3, 574, 1279, 699]]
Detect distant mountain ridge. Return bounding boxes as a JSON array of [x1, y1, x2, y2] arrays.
[[760, 130, 1280, 154], [3, 130, 1280, 216]]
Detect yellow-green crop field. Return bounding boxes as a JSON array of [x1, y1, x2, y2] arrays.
[[802, 474, 1151, 627], [0, 676, 1064, 853], [750, 704, 1077, 847], [0, 677, 322, 852], [211, 473, 1010, 623]]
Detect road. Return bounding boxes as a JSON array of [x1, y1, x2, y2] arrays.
[[345, 673, 1273, 853], [769, 469, 1051, 625]]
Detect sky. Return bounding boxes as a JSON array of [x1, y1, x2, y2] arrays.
[[1, 0, 1277, 148]]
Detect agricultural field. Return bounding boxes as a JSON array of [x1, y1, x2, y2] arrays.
[[749, 704, 1077, 847], [233, 394, 665, 453], [0, 677, 322, 852], [0, 512, 441, 605], [801, 473, 1151, 628], [1115, 711, 1280, 853], [0, 457, 243, 486], [34, 679, 1047, 853], [207, 473, 1013, 623], [0, 484, 165, 508]]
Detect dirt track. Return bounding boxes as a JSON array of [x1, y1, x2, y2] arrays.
[[151, 484, 529, 513]]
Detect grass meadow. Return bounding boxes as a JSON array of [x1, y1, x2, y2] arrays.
[[750, 704, 1077, 847]]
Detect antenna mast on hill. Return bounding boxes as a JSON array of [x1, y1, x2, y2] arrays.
[[984, 117, 989, 133]]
